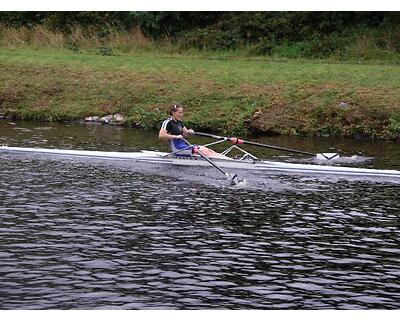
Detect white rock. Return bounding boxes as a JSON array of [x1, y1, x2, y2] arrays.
[[101, 115, 113, 123], [112, 113, 124, 122], [85, 116, 100, 122]]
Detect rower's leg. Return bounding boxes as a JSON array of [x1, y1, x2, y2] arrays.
[[198, 146, 231, 159]]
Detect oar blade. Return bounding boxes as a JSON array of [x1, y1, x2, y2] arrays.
[[316, 153, 340, 160], [225, 172, 247, 187]]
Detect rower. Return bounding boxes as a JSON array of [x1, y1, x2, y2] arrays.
[[158, 104, 229, 159]]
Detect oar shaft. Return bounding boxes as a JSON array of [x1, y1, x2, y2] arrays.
[[195, 132, 226, 140], [239, 140, 316, 157], [196, 149, 227, 175], [181, 138, 227, 175], [161, 144, 193, 158], [194, 132, 316, 157]]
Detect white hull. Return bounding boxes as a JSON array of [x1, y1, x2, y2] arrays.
[[1, 146, 400, 180]]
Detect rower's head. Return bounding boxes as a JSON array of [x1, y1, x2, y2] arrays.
[[169, 104, 183, 121]]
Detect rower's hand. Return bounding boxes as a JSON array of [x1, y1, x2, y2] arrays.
[[183, 129, 194, 138], [174, 135, 183, 139]]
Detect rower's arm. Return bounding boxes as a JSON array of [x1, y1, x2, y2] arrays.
[[159, 128, 181, 140]]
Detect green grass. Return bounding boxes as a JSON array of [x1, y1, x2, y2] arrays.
[[1, 47, 400, 139], [2, 47, 400, 85]]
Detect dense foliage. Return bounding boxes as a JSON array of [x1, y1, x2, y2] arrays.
[[0, 12, 399, 58], [0, 12, 224, 34]]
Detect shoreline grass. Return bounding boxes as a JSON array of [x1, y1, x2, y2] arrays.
[[1, 47, 400, 140]]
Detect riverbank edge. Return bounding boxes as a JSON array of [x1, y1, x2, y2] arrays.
[[1, 48, 400, 141], [1, 111, 399, 142]]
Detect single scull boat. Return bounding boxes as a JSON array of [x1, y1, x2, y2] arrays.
[[1, 143, 400, 180]]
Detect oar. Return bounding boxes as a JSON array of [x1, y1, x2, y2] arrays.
[[161, 144, 193, 158], [194, 132, 339, 160], [181, 138, 245, 186]]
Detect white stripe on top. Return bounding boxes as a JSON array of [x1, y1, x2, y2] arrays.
[[161, 118, 171, 130]]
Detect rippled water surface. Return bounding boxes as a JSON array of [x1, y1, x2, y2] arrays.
[[1, 121, 400, 309]]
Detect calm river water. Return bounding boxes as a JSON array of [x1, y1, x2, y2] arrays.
[[0, 121, 399, 309]]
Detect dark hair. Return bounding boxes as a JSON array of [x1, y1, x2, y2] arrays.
[[169, 104, 183, 115]]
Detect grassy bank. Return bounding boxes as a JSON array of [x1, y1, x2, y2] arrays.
[[1, 47, 400, 140]]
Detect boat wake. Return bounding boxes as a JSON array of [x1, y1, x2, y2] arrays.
[[311, 155, 374, 165]]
